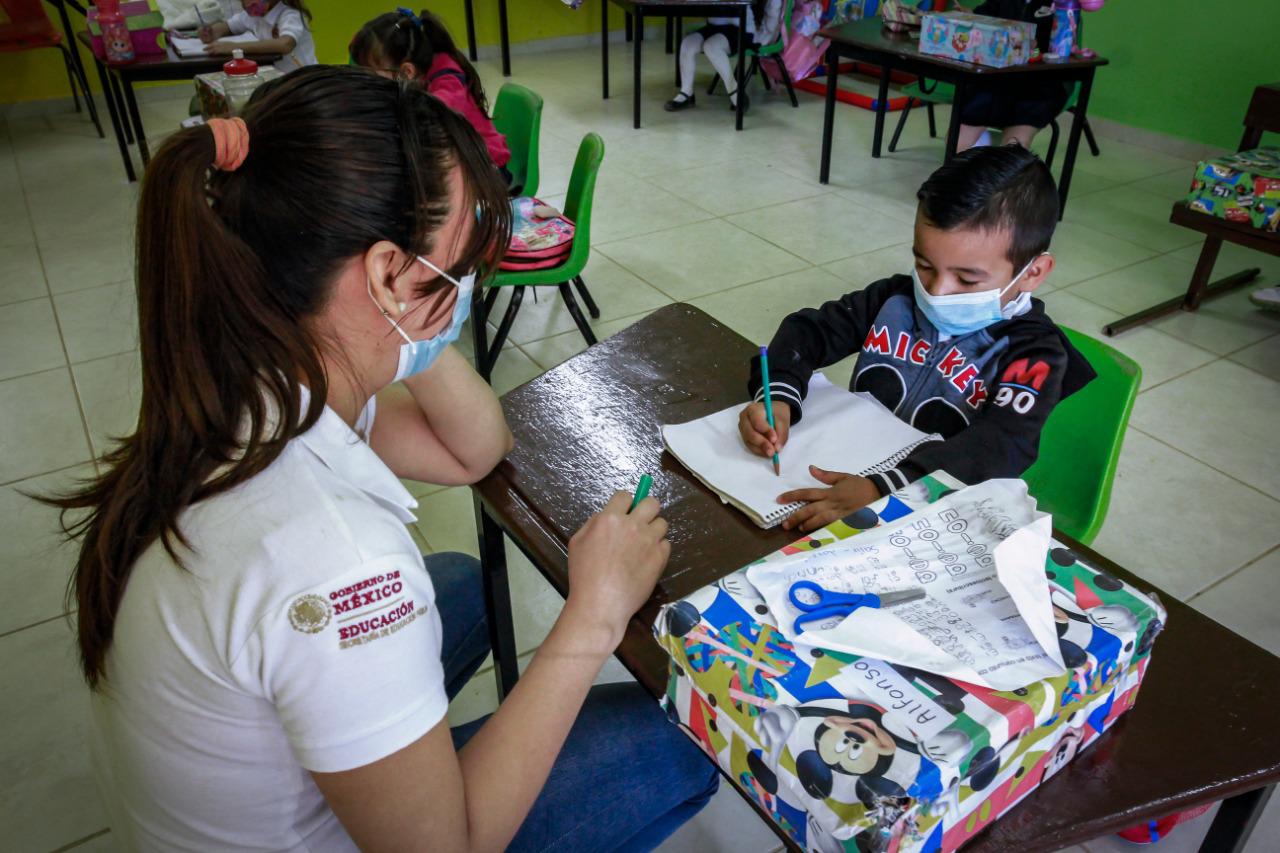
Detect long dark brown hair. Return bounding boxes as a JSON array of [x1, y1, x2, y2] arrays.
[[47, 65, 510, 689], [349, 8, 491, 113]]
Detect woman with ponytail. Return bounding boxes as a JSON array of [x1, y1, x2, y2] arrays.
[[350, 8, 513, 184], [52, 66, 715, 851]]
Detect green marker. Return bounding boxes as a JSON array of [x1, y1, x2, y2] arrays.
[[629, 473, 653, 512], [760, 346, 781, 476]]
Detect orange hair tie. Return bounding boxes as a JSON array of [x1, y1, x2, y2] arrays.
[[208, 117, 250, 172]]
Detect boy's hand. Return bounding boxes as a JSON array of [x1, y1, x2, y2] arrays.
[[205, 40, 236, 56], [778, 467, 880, 532], [738, 401, 790, 459]]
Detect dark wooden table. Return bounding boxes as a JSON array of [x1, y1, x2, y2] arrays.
[[470, 302, 1280, 852], [1104, 82, 1280, 336], [76, 30, 280, 182], [601, 0, 752, 130], [461, 0, 512, 78], [817, 17, 1107, 219]]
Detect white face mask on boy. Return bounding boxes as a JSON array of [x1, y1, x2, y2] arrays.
[[368, 255, 476, 382]]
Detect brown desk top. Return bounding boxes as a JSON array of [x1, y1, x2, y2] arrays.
[[76, 30, 282, 79], [474, 303, 1280, 851], [818, 16, 1108, 76]]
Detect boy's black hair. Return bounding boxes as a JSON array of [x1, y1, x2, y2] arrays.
[[916, 145, 1059, 270]]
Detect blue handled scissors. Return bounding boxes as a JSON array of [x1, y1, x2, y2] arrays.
[[788, 580, 927, 633]]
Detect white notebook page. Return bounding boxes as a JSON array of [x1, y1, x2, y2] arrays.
[[662, 375, 938, 525]]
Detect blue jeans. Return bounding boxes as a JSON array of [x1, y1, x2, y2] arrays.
[[424, 552, 719, 853]]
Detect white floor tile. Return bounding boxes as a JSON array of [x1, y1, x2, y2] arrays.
[[687, 265, 849, 345], [1190, 547, 1280, 656], [648, 159, 825, 217], [0, 620, 105, 851], [1149, 286, 1280, 356], [72, 351, 142, 458], [726, 192, 909, 265], [1066, 254, 1199, 316], [1129, 360, 1280, 500], [54, 282, 139, 363], [40, 230, 135, 295], [517, 309, 654, 372], [1228, 333, 1280, 382], [1091, 430, 1280, 599], [1064, 186, 1202, 254], [655, 779, 784, 853], [821, 242, 914, 286], [0, 241, 47, 305], [0, 297, 66, 381], [1046, 220, 1159, 290], [0, 368, 91, 484]]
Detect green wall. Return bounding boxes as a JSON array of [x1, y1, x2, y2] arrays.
[[2, 0, 1275, 151], [1063, 0, 1277, 151]]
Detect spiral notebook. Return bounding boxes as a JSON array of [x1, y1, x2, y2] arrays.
[[661, 374, 941, 528]]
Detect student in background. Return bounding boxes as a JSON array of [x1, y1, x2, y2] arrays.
[[200, 0, 317, 72], [740, 146, 1096, 532], [52, 67, 715, 852], [955, 0, 1070, 150], [664, 0, 782, 114], [350, 7, 513, 185]]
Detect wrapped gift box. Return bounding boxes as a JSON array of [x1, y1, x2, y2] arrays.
[[918, 11, 1035, 68], [1186, 146, 1280, 232], [655, 473, 1166, 853], [194, 67, 282, 119]]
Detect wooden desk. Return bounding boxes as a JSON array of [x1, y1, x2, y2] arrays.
[[601, 0, 752, 130], [816, 18, 1107, 218], [76, 30, 281, 182], [471, 302, 1280, 852], [461, 0, 512, 78]]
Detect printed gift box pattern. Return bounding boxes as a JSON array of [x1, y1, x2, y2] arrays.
[[1186, 146, 1280, 232], [654, 473, 1166, 852], [918, 12, 1036, 69]]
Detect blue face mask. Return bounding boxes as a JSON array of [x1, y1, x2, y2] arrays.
[[912, 254, 1043, 337], [369, 255, 476, 382]]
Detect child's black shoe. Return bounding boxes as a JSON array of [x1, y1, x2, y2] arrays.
[[730, 91, 750, 113], [664, 94, 696, 112]]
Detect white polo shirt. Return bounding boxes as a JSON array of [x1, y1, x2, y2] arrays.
[[227, 3, 317, 72], [90, 393, 449, 852]]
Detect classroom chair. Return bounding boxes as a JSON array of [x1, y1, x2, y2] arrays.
[[706, 0, 799, 108], [1, 0, 103, 138], [472, 132, 605, 382], [887, 78, 1102, 168], [491, 82, 542, 198], [1022, 327, 1141, 546]]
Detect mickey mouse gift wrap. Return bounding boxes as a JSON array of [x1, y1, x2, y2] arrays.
[[654, 472, 1166, 853]]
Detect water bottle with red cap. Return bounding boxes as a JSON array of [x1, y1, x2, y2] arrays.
[[222, 50, 262, 116]]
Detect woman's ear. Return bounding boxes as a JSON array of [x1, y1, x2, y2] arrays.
[[363, 241, 412, 317], [1019, 252, 1055, 293], [398, 60, 419, 81]]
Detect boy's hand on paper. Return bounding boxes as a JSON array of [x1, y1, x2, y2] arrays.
[[738, 401, 790, 458], [778, 467, 880, 532], [564, 492, 671, 650]]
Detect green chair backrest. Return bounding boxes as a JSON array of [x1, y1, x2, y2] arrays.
[[558, 132, 606, 275], [491, 82, 543, 198], [1022, 327, 1141, 546]]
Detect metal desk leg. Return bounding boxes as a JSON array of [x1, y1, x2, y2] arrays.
[[120, 77, 150, 165], [1056, 68, 1094, 220], [1198, 784, 1275, 853], [633, 10, 643, 129], [944, 78, 967, 161], [474, 496, 520, 699], [734, 8, 746, 131], [665, 16, 674, 54], [464, 0, 478, 62], [602, 0, 610, 99], [498, 0, 511, 76], [103, 70, 133, 145], [91, 59, 135, 182], [674, 17, 683, 88], [871, 62, 891, 157], [54, 0, 103, 137], [819, 45, 838, 184]]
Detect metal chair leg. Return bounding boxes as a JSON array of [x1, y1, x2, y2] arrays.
[[470, 289, 493, 382], [486, 287, 525, 375], [1082, 114, 1101, 157], [889, 99, 914, 153], [61, 49, 81, 113], [707, 75, 719, 96], [776, 56, 798, 107], [926, 102, 937, 138], [1046, 118, 1061, 170], [755, 57, 771, 91], [573, 276, 601, 319], [558, 283, 598, 345]]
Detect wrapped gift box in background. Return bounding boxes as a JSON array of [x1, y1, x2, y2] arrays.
[[654, 473, 1166, 853], [88, 1, 166, 60], [1186, 146, 1280, 232], [918, 11, 1036, 68]]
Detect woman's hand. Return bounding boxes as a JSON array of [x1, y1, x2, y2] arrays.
[[563, 492, 670, 651], [778, 467, 881, 532]]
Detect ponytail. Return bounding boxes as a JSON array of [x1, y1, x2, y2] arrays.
[[47, 66, 510, 688], [350, 8, 492, 113]]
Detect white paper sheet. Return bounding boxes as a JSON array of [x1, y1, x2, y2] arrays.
[[169, 31, 257, 57], [745, 479, 1065, 690], [661, 374, 937, 526]]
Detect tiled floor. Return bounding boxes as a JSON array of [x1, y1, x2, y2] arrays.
[[1, 40, 1277, 853]]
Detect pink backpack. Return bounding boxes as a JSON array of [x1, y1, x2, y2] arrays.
[[500, 197, 575, 271]]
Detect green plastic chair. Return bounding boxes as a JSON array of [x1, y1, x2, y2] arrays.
[[706, 0, 799, 107], [1021, 327, 1141, 546], [491, 82, 542, 198], [473, 133, 605, 381]]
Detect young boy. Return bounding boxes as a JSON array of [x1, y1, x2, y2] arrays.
[[740, 145, 1095, 532]]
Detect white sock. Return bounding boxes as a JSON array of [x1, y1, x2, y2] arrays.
[[702, 34, 736, 99], [678, 33, 703, 98]]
